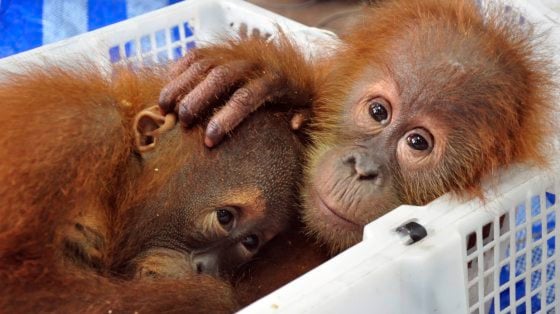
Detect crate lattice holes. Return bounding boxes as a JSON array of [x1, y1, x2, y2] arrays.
[[108, 22, 196, 64], [466, 190, 558, 314], [106, 3, 274, 66]]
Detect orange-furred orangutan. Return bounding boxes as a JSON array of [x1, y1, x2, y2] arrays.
[[0, 0, 556, 311], [0, 62, 307, 312], [160, 0, 555, 254]]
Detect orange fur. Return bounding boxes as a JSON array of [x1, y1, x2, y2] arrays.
[[0, 64, 239, 312], [159, 0, 556, 254], [0, 53, 308, 310], [303, 0, 555, 251], [323, 0, 553, 198]]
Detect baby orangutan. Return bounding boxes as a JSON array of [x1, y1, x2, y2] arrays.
[[0, 63, 304, 312], [116, 106, 304, 279], [161, 0, 556, 254]]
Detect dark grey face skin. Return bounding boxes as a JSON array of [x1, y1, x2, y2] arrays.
[[114, 109, 304, 279]]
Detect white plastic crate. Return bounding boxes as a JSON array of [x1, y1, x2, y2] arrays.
[[0, 0, 336, 72], [0, 1, 558, 313]]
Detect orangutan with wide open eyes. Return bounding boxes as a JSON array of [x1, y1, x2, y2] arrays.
[[160, 0, 555, 254]]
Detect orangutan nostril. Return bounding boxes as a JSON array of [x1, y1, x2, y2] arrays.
[[196, 262, 204, 274], [358, 170, 379, 181], [343, 155, 356, 166]]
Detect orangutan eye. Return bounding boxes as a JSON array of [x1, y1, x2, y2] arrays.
[[404, 129, 433, 152], [407, 133, 429, 150], [368, 97, 391, 124], [241, 234, 259, 251], [216, 208, 234, 226], [397, 128, 435, 166]]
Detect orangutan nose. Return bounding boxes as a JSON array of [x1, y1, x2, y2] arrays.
[[192, 253, 219, 277], [343, 152, 380, 181]]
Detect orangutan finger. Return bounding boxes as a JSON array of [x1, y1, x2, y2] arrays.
[[159, 59, 213, 113], [204, 76, 277, 147], [169, 51, 199, 78], [177, 61, 253, 126]]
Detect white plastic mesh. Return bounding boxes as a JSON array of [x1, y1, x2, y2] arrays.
[[107, 21, 196, 65], [466, 187, 559, 314]]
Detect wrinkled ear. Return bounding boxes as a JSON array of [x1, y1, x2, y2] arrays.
[[133, 105, 177, 153]]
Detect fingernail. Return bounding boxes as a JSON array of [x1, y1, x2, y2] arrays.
[[204, 136, 215, 148], [178, 105, 193, 126], [158, 88, 174, 113], [205, 121, 223, 148]]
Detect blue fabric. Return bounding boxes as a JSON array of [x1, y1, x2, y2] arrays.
[[0, 0, 183, 58], [0, 0, 43, 58], [87, 0, 127, 31]]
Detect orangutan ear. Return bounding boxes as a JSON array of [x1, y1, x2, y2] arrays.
[[133, 106, 177, 153]]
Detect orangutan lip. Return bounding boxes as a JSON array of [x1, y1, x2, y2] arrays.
[[315, 192, 361, 230]]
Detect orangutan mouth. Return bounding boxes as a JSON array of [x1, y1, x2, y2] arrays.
[[314, 191, 361, 231]]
